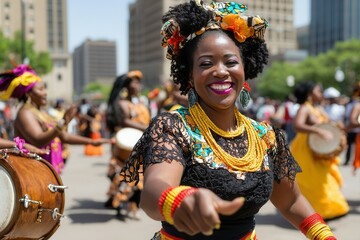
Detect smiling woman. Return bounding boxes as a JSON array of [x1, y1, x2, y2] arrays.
[[0, 64, 110, 174], [118, 1, 336, 240]]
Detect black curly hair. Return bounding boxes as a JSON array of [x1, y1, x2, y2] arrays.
[[162, 1, 269, 95], [293, 81, 319, 104]]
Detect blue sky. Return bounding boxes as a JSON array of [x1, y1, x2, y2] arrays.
[[67, 0, 310, 74]]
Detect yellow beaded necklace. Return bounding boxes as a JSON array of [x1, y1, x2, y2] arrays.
[[189, 103, 265, 172], [191, 102, 245, 137]]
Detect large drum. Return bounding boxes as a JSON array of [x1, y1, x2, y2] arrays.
[[113, 128, 143, 161], [308, 123, 347, 159], [0, 148, 67, 240]]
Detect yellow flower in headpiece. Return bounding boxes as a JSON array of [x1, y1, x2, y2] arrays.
[[221, 14, 254, 43]]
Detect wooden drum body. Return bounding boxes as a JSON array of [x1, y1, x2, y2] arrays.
[[0, 149, 66, 240], [308, 123, 347, 160]]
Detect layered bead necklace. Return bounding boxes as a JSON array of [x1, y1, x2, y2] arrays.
[[189, 103, 265, 172]]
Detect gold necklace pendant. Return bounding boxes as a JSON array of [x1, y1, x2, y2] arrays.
[[189, 103, 265, 172]]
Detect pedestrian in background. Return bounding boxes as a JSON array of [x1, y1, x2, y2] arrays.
[[105, 70, 150, 219], [290, 81, 349, 220]]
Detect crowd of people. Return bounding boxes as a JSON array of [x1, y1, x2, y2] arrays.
[[1, 1, 359, 239]]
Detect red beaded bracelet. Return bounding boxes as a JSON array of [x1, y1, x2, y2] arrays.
[[170, 187, 198, 217], [299, 213, 325, 235], [158, 186, 173, 218], [158, 186, 197, 225]]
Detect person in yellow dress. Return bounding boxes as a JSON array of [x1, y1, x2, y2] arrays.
[[290, 81, 349, 220]]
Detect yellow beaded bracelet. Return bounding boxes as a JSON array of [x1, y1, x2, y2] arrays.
[[159, 186, 197, 225]]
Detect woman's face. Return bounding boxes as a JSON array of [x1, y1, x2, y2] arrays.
[[310, 84, 323, 103], [191, 31, 244, 111], [28, 81, 47, 107], [128, 78, 142, 97]]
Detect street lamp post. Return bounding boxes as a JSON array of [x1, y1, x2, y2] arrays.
[[21, 0, 26, 64], [286, 75, 295, 87], [335, 67, 345, 83], [335, 67, 345, 94]]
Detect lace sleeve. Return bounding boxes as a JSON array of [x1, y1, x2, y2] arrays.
[[120, 112, 190, 184], [270, 127, 302, 183]]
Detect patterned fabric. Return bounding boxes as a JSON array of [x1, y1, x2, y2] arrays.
[[161, 1, 268, 60], [0, 64, 41, 100], [121, 106, 301, 239], [151, 228, 256, 240], [40, 136, 64, 174], [23, 103, 64, 174]]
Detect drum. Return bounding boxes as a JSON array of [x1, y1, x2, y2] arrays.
[[113, 128, 143, 161], [308, 123, 347, 159], [0, 148, 67, 240]]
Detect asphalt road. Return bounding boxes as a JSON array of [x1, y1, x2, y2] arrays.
[[50, 145, 359, 240]]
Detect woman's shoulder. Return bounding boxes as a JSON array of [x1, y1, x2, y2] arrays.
[[16, 104, 33, 119], [246, 116, 274, 133], [151, 108, 186, 124]]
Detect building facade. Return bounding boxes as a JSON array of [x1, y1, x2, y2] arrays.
[[309, 0, 360, 55], [128, 0, 297, 88], [72, 39, 117, 96], [0, 0, 72, 102]]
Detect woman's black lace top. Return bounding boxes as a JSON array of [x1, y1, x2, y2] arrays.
[[120, 107, 301, 239]]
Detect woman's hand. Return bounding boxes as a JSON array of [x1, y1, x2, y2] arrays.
[[62, 105, 78, 125], [90, 138, 111, 146], [23, 143, 50, 155], [172, 188, 245, 236], [316, 128, 333, 141]]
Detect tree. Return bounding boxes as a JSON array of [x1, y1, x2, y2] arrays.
[[0, 31, 52, 75], [83, 82, 112, 101], [257, 39, 360, 99]]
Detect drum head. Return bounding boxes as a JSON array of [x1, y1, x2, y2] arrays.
[[0, 165, 15, 233], [308, 123, 342, 155], [115, 128, 143, 150]]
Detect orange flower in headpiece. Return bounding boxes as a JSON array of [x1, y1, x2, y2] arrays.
[[167, 29, 186, 52], [221, 14, 254, 43]]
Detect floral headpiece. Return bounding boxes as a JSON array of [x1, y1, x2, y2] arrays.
[[161, 0, 268, 60], [0, 64, 41, 100]]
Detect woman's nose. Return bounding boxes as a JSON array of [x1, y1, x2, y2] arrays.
[[213, 64, 229, 78]]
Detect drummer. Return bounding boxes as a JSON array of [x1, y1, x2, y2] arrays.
[[0, 64, 110, 174], [105, 70, 150, 219], [290, 81, 349, 220]]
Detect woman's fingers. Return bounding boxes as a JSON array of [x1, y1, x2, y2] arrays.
[[215, 197, 245, 216], [172, 189, 244, 236]]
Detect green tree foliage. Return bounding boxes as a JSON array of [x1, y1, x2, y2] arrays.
[[0, 31, 52, 75], [84, 82, 112, 101], [257, 39, 360, 100]]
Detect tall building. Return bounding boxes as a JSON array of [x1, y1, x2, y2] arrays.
[[128, 0, 297, 88], [309, 0, 360, 55], [0, 0, 72, 102], [72, 39, 117, 96]]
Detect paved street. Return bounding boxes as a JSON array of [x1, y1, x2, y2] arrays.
[[52, 145, 360, 240]]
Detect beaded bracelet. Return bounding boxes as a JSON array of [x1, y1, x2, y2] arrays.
[[158, 186, 198, 225], [299, 213, 336, 240]]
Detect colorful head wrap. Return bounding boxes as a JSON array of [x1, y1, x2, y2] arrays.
[[0, 64, 41, 100], [160, 0, 269, 60], [127, 70, 143, 80]]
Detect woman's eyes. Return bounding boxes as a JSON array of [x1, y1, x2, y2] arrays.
[[199, 60, 239, 68]]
